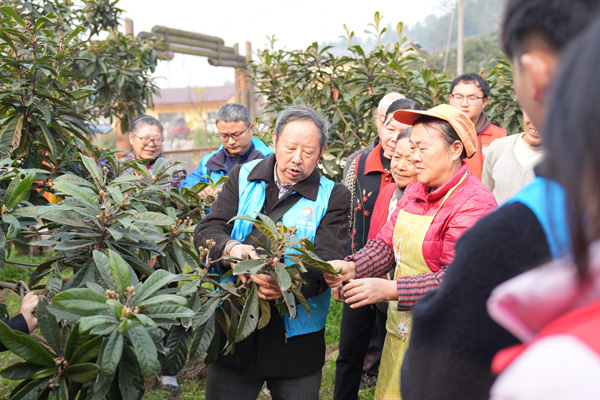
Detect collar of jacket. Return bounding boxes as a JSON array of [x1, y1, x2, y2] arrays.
[[405, 162, 469, 203], [247, 154, 321, 201], [474, 112, 492, 135], [205, 141, 262, 172], [363, 143, 390, 174]]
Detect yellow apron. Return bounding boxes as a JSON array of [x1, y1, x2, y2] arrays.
[[375, 173, 466, 400]]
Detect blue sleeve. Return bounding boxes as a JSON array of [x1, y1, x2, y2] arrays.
[[180, 158, 209, 188]]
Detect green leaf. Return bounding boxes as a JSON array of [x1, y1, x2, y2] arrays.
[[192, 296, 221, 328], [0, 115, 23, 153], [189, 314, 215, 360], [135, 212, 176, 226], [38, 208, 88, 228], [0, 321, 55, 366], [233, 259, 266, 275], [4, 172, 35, 209], [36, 297, 62, 354], [64, 25, 84, 45], [51, 181, 99, 209], [70, 336, 103, 364], [79, 315, 117, 333], [52, 288, 109, 311], [258, 298, 271, 330], [137, 294, 187, 307], [52, 173, 95, 189], [165, 325, 190, 374], [128, 324, 158, 378], [235, 283, 260, 342], [0, 6, 26, 27], [46, 304, 92, 323], [93, 250, 117, 291], [281, 286, 298, 318], [109, 249, 130, 295], [65, 363, 100, 383], [131, 269, 177, 306], [118, 345, 145, 400], [2, 213, 21, 240], [80, 155, 102, 183], [274, 262, 292, 291], [9, 377, 51, 400], [101, 330, 123, 377], [144, 304, 194, 320], [0, 362, 46, 380]]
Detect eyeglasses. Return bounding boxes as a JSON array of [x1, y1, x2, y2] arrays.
[[217, 125, 250, 142], [132, 133, 164, 145], [450, 94, 486, 104]]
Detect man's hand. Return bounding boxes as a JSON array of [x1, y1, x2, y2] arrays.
[[230, 243, 260, 285], [20, 292, 39, 332], [198, 186, 214, 198], [198, 186, 223, 198], [251, 274, 283, 300], [328, 259, 357, 283], [342, 278, 397, 308]]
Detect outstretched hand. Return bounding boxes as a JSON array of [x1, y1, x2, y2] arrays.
[[342, 278, 397, 308]]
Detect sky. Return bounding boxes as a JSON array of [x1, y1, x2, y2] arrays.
[[117, 0, 450, 89]]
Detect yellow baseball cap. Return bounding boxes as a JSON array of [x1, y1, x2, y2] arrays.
[[393, 104, 477, 158]]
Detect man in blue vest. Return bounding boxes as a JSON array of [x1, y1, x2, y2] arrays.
[[181, 103, 273, 196], [194, 105, 350, 399]]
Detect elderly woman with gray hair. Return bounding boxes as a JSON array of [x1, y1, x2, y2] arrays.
[[119, 115, 187, 190]]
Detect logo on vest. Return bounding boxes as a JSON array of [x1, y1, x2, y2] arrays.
[[300, 207, 314, 218]]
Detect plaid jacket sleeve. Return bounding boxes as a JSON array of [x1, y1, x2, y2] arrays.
[[346, 238, 395, 279], [396, 265, 448, 311]]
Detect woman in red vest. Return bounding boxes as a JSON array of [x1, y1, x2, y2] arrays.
[[487, 18, 600, 400]]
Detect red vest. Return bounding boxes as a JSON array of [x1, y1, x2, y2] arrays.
[[466, 123, 507, 180], [492, 298, 600, 375]]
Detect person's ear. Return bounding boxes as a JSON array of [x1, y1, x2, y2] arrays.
[[482, 97, 489, 108], [319, 145, 327, 159], [451, 141, 464, 161], [271, 132, 277, 151], [128, 133, 134, 146], [249, 123, 255, 135], [520, 52, 552, 104]]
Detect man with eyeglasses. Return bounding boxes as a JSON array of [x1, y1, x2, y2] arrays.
[[181, 104, 273, 196], [448, 73, 507, 179]]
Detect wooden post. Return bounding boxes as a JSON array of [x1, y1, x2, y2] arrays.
[[245, 41, 255, 118], [457, 0, 464, 75], [116, 19, 135, 155]]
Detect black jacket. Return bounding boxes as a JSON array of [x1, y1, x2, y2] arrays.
[[194, 154, 350, 377], [401, 202, 552, 399]]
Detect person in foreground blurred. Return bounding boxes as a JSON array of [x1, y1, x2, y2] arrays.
[[488, 19, 600, 398], [194, 106, 349, 400], [119, 115, 187, 190], [482, 109, 543, 204], [327, 104, 496, 399], [0, 292, 39, 352], [335, 98, 420, 399], [401, 1, 600, 399]]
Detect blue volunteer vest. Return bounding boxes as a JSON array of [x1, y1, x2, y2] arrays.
[[506, 177, 570, 259], [231, 159, 334, 338]]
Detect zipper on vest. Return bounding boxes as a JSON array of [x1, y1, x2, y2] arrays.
[[284, 333, 288, 343]]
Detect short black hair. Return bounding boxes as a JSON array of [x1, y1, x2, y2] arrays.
[[450, 73, 490, 98], [502, 0, 600, 61]]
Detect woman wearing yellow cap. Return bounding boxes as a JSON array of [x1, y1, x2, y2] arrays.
[[326, 105, 497, 400]]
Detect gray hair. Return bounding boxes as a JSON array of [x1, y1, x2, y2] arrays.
[[215, 103, 252, 126], [274, 106, 331, 149], [131, 115, 163, 136]]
